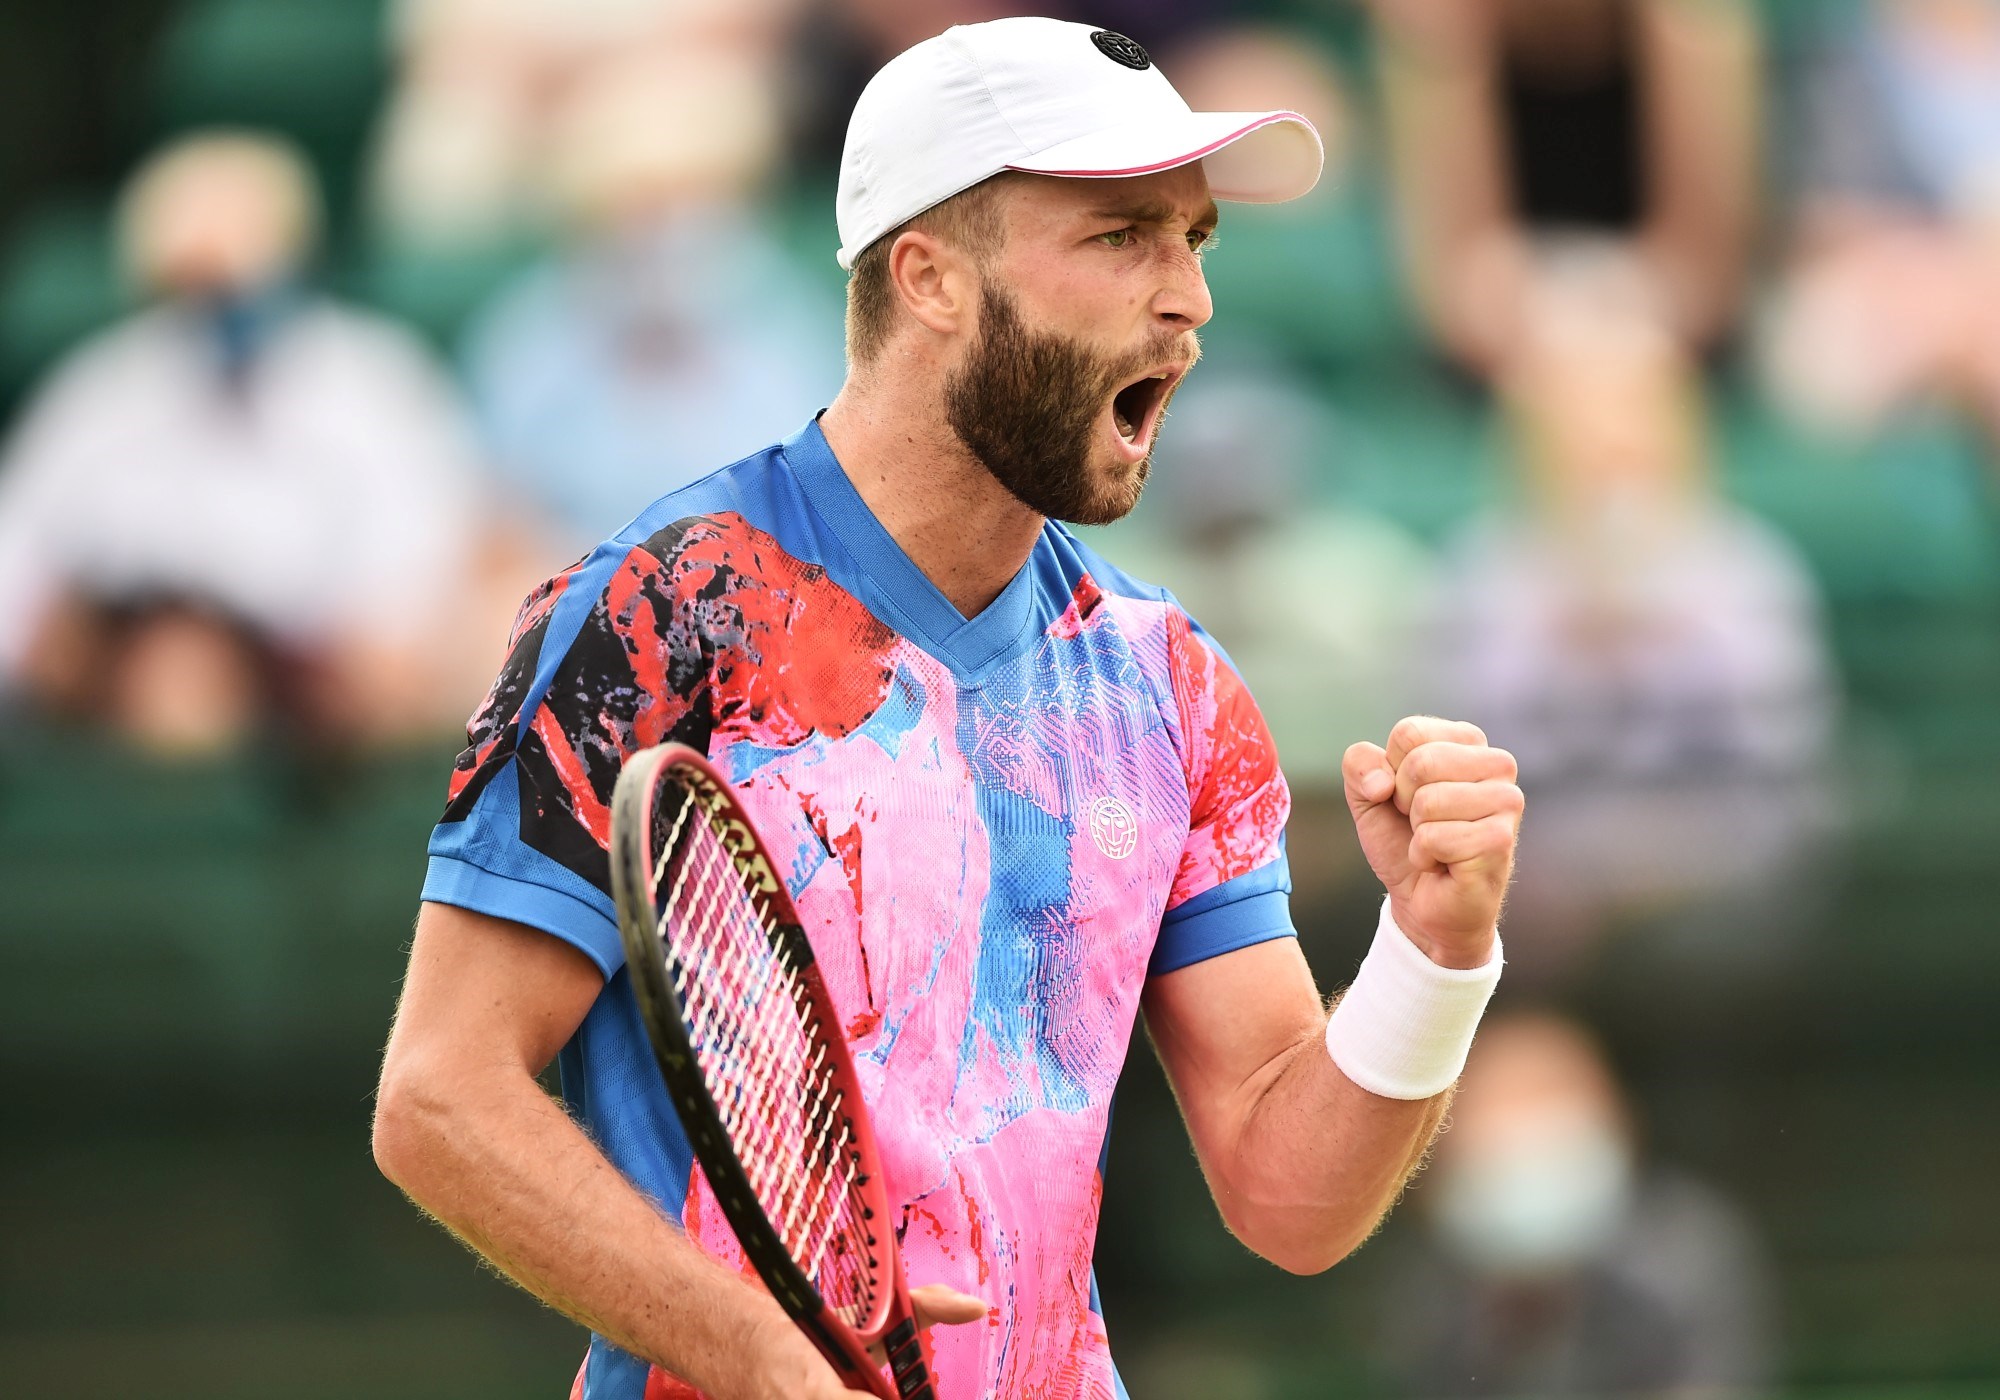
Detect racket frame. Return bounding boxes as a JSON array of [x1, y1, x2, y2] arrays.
[[610, 742, 935, 1400]]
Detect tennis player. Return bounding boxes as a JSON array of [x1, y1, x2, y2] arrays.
[[375, 17, 1521, 1400]]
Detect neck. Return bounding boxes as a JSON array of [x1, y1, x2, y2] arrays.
[[818, 367, 1045, 618]]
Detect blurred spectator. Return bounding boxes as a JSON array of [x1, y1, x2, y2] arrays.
[[1369, 0, 1762, 376], [1427, 284, 1839, 979], [1090, 366, 1436, 791], [369, 0, 804, 252], [0, 132, 499, 755], [1762, 0, 2000, 448], [1377, 1012, 1775, 1399], [458, 49, 843, 548]]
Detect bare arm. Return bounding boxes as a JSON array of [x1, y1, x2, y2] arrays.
[[1637, 0, 1762, 347], [1370, 0, 1531, 375], [1145, 716, 1519, 1275], [372, 902, 975, 1399], [1143, 939, 1449, 1275]]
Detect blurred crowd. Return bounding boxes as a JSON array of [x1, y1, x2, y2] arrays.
[[5, 1, 2000, 1395]]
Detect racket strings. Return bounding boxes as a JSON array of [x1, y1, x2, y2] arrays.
[[689, 894, 830, 1200], [651, 780, 881, 1323], [667, 843, 814, 1183]]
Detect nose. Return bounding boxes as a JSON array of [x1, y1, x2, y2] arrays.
[[1153, 243, 1213, 332]]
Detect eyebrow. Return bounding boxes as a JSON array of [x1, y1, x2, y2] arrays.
[[1088, 198, 1222, 229]]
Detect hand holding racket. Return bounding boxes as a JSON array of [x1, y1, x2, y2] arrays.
[[610, 743, 983, 1399]]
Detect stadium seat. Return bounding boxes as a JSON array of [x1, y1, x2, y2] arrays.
[[146, 0, 388, 228], [0, 197, 127, 417]]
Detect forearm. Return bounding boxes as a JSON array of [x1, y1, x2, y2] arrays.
[[373, 1065, 781, 1395], [1154, 894, 1502, 1273], [1156, 720, 1517, 1276], [1201, 1013, 1450, 1274]]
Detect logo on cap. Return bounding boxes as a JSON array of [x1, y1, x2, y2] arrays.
[[1090, 30, 1151, 71]]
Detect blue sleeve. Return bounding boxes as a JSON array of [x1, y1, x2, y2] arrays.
[[1148, 853, 1297, 977], [423, 754, 625, 978], [419, 530, 703, 982], [421, 452, 841, 980]]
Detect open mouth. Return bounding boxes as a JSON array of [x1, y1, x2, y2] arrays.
[[1110, 368, 1178, 449]]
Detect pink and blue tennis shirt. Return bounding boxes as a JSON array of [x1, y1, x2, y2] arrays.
[[425, 419, 1294, 1400]]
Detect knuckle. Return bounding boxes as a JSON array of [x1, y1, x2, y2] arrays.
[[1424, 820, 1462, 849], [1404, 745, 1442, 786]]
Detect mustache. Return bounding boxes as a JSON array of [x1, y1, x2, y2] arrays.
[[1095, 329, 1202, 394]]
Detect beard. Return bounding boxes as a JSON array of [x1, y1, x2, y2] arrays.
[[943, 280, 1193, 527]]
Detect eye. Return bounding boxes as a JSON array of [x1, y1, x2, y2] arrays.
[[1187, 228, 1216, 254], [1097, 228, 1134, 248]]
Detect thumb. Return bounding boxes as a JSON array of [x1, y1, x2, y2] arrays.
[[1341, 741, 1395, 820], [1342, 740, 1412, 889], [909, 1283, 989, 1330]]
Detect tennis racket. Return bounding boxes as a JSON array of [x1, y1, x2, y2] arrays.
[[609, 742, 936, 1400]]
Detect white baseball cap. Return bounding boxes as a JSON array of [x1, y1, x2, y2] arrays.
[[834, 17, 1324, 270]]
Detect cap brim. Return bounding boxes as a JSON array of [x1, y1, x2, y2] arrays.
[[1006, 110, 1323, 204]]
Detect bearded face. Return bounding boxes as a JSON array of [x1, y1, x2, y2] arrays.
[[943, 279, 1194, 527]]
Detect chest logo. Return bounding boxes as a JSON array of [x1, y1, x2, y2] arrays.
[[1087, 796, 1138, 860]]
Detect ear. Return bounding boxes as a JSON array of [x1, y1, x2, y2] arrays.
[[887, 229, 978, 339]]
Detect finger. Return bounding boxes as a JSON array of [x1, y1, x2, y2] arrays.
[[1341, 741, 1395, 815], [1394, 742, 1518, 817], [1407, 779, 1526, 828], [1384, 715, 1489, 771], [1407, 813, 1520, 873], [909, 1283, 989, 1329]]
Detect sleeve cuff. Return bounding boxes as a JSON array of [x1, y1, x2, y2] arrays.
[[1150, 882, 1297, 977], [421, 854, 623, 980]]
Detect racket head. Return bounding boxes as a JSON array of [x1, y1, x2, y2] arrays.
[[610, 743, 924, 1396]]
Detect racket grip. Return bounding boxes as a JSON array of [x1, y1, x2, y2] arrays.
[[883, 1318, 935, 1400]]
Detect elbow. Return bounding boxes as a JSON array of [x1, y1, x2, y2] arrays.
[[1264, 1237, 1361, 1277], [370, 1072, 418, 1190], [1219, 1195, 1373, 1277], [372, 1051, 448, 1195], [1244, 1225, 1362, 1278]]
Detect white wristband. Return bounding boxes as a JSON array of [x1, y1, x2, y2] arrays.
[[1324, 898, 1503, 1100]]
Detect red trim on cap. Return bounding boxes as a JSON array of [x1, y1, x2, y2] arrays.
[[1007, 111, 1307, 179]]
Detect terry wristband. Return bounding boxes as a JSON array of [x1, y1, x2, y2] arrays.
[[1324, 898, 1503, 1100]]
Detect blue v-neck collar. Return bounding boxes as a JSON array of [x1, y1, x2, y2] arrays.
[[781, 419, 1044, 679]]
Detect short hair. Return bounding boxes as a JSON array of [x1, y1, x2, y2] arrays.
[[844, 173, 1022, 366]]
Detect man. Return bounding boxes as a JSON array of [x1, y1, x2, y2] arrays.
[[0, 131, 489, 752], [1378, 1013, 1775, 1397], [374, 18, 1523, 1400]]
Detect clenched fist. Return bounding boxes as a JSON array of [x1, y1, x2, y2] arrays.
[[1342, 716, 1523, 970]]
